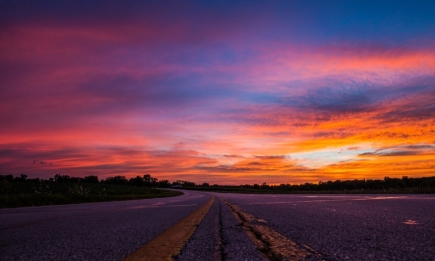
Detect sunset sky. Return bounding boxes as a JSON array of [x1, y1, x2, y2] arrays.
[[1, 1, 435, 184]]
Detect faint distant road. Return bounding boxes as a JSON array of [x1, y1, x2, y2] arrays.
[[2, 192, 435, 261]]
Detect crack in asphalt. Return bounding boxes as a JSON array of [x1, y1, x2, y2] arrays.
[[217, 200, 225, 261], [222, 198, 329, 261], [174, 198, 224, 261]]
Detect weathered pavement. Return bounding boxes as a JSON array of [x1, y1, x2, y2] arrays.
[[176, 193, 435, 261], [175, 197, 265, 261], [211, 194, 435, 261], [2, 191, 435, 261], [1, 191, 211, 261]]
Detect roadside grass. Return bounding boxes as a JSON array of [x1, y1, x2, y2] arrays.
[[0, 181, 182, 208]]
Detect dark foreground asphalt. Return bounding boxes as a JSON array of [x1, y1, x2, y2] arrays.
[[175, 197, 264, 261], [0, 191, 210, 261], [214, 194, 435, 261], [2, 192, 434, 261]]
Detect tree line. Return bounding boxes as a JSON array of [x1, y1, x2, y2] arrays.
[[254, 176, 435, 192], [0, 174, 173, 188], [1, 174, 434, 192]]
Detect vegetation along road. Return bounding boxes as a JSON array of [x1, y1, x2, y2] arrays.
[[1, 191, 434, 260]]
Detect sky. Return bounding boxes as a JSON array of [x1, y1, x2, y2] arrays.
[[1, 0, 435, 184]]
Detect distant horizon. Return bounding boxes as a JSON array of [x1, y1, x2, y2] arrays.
[[3, 173, 434, 187], [1, 1, 435, 184]]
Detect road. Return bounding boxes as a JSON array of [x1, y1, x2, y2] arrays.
[[1, 191, 211, 261], [1, 191, 434, 261], [215, 193, 435, 261]]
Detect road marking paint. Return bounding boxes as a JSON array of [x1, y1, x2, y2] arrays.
[[128, 206, 158, 209], [223, 198, 324, 261], [165, 204, 198, 207], [246, 196, 408, 205], [403, 219, 419, 225], [123, 196, 215, 261]]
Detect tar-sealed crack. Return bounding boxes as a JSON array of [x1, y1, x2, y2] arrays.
[[218, 200, 226, 261], [174, 198, 225, 261], [223, 199, 329, 261], [175, 197, 266, 261]]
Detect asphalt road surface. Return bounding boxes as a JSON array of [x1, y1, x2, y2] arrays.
[[2, 191, 434, 261], [214, 193, 435, 261], [1, 191, 211, 261]]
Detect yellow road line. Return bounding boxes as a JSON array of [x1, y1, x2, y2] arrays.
[[222, 198, 324, 261], [123, 196, 215, 261]]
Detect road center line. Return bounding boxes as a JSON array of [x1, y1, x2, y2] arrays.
[[222, 198, 325, 261], [123, 196, 215, 261]]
